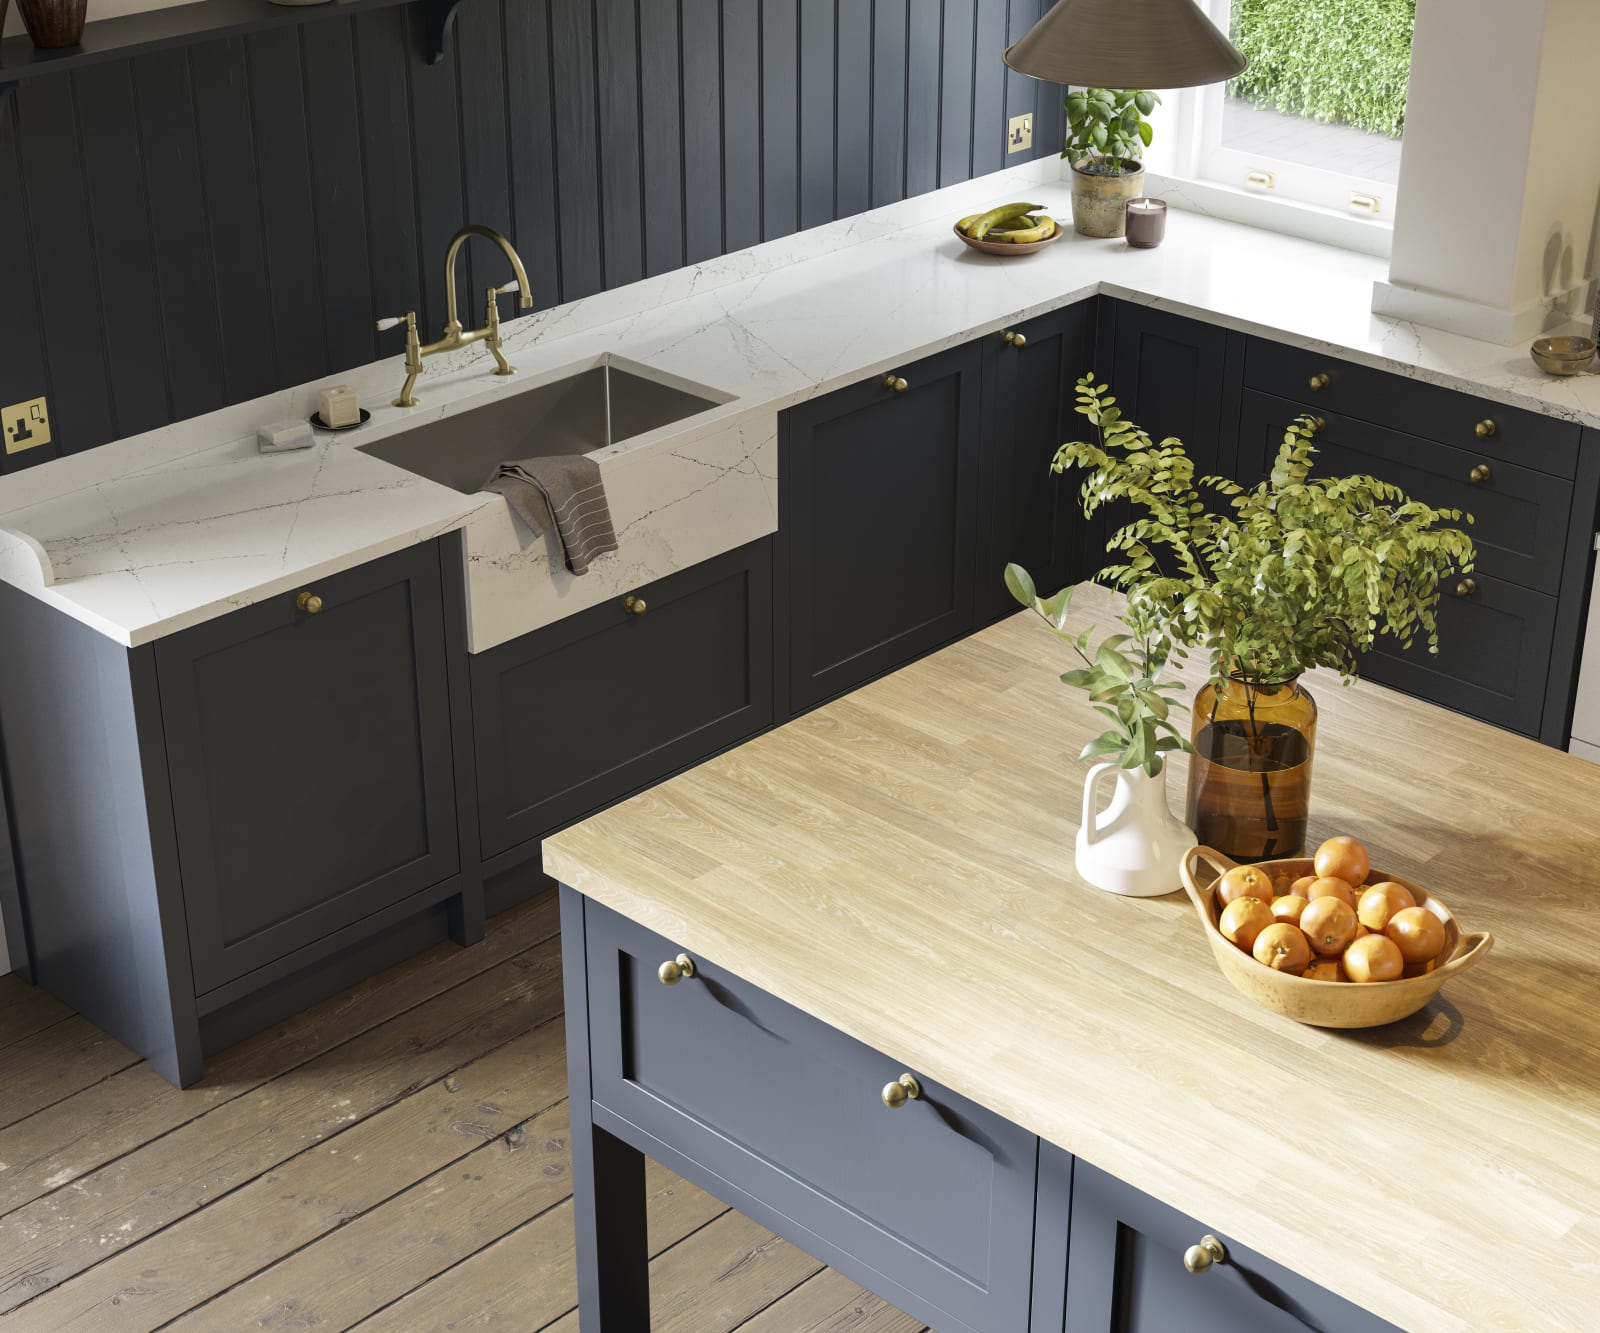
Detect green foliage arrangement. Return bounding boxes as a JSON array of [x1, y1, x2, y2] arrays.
[[1051, 375, 1477, 686], [1063, 88, 1161, 175], [1004, 565, 1193, 778], [1229, 0, 1415, 139]]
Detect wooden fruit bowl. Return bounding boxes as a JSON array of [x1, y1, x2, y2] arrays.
[[952, 221, 1065, 256], [1179, 846, 1493, 1029]]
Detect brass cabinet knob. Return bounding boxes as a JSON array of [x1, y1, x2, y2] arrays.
[[884, 375, 909, 394], [658, 953, 696, 985], [881, 1072, 922, 1109], [1475, 419, 1497, 439], [623, 595, 648, 616], [295, 591, 324, 615], [1183, 1234, 1227, 1274], [1308, 373, 1330, 391], [1469, 463, 1492, 484], [1309, 416, 1326, 434], [1456, 578, 1477, 598], [1002, 330, 1027, 348]]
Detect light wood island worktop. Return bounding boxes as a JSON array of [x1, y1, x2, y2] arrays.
[[544, 583, 1600, 1332]]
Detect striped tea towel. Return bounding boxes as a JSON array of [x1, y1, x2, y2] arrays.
[[485, 454, 618, 575]]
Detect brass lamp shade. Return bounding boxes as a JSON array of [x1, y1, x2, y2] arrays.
[[1004, 0, 1247, 90]]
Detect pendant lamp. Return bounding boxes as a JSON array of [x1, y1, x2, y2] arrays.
[[1004, 0, 1247, 89]]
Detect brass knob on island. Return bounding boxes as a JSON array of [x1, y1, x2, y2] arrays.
[[623, 595, 648, 616], [1456, 578, 1477, 598], [295, 591, 324, 615], [1002, 330, 1027, 348], [1475, 419, 1497, 439], [1183, 1234, 1228, 1274], [1308, 373, 1330, 391], [657, 954, 696, 986], [884, 375, 909, 394], [1469, 463, 1492, 484], [881, 1073, 922, 1109]]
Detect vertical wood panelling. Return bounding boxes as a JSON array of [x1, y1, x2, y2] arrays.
[[0, 0, 1058, 462]]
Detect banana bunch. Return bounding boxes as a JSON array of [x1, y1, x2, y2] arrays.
[[957, 201, 1057, 244]]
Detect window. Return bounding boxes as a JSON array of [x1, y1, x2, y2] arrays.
[[1173, 0, 1414, 221]]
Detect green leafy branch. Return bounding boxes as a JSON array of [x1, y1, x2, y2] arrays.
[[1063, 88, 1161, 175], [1005, 564, 1193, 778]]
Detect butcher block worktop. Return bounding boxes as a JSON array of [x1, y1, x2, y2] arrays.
[[544, 582, 1600, 1333]]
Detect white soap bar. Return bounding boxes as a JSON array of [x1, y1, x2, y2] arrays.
[[257, 419, 316, 454], [317, 384, 361, 428]]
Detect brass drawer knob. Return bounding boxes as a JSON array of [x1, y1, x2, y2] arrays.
[[623, 595, 648, 616], [295, 591, 324, 615], [1475, 419, 1497, 439], [1184, 1234, 1227, 1274], [1309, 416, 1326, 435], [1308, 372, 1330, 391], [884, 375, 909, 394], [658, 953, 696, 986], [1456, 578, 1477, 598], [881, 1072, 922, 1109], [1002, 330, 1027, 348], [1469, 463, 1492, 484]]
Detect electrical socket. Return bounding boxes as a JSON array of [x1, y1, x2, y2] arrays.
[[2, 396, 51, 455], [1007, 113, 1033, 155]]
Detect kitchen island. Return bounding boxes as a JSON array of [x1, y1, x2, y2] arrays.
[[545, 582, 1600, 1333]]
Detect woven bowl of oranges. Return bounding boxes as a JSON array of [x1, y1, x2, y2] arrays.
[[1179, 839, 1493, 1028]]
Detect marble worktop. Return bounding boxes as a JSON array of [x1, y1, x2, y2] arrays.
[[1, 156, 1596, 649]]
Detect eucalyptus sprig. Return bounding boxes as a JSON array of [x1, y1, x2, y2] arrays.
[[1050, 375, 1478, 686], [1005, 564, 1194, 778]]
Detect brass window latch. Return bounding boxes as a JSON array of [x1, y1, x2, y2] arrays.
[[377, 224, 534, 407]]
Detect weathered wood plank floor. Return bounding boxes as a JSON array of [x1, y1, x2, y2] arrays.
[[0, 890, 929, 1331]]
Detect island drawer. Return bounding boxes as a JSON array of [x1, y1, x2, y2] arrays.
[[1243, 337, 1581, 478], [1240, 390, 1571, 596], [1061, 1161, 1401, 1332], [579, 900, 1039, 1333]]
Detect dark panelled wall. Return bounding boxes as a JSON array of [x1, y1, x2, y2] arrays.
[[0, 0, 1062, 472]]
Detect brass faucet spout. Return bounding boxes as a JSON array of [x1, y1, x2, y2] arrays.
[[442, 223, 533, 331]]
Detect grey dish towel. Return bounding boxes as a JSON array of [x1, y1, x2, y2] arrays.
[[485, 455, 619, 575]]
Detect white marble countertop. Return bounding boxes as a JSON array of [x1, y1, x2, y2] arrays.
[[1, 157, 1596, 649]]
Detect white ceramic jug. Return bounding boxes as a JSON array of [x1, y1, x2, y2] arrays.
[[1075, 761, 1197, 897]]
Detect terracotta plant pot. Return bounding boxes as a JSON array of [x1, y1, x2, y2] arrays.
[[17, 0, 87, 49], [1069, 160, 1145, 238]]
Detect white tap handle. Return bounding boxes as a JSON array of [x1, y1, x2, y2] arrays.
[[497, 280, 522, 294], [376, 316, 404, 332]]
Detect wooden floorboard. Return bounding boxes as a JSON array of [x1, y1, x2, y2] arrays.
[[0, 891, 915, 1331]]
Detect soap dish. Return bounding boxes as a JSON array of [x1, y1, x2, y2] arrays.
[[1530, 335, 1597, 376], [310, 409, 372, 433]]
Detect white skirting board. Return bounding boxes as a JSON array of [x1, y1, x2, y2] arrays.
[[1569, 737, 1600, 765]]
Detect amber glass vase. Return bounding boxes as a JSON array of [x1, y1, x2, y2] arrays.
[[1185, 676, 1317, 862]]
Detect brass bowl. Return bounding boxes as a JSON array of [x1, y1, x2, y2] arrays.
[[952, 221, 1065, 257], [1530, 335, 1597, 376], [1179, 846, 1492, 1028]]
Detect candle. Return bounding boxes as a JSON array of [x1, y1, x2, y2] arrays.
[[316, 385, 361, 429], [1124, 197, 1168, 249]]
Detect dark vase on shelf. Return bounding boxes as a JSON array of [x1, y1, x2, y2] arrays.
[[16, 0, 87, 49], [1185, 675, 1317, 862]]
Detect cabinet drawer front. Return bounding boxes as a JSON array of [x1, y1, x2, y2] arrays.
[[1063, 1162, 1400, 1333], [1242, 390, 1571, 595], [583, 901, 1037, 1333], [472, 541, 773, 858], [157, 542, 458, 994], [1244, 338, 1580, 477]]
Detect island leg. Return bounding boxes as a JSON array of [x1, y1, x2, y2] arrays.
[[561, 885, 650, 1330]]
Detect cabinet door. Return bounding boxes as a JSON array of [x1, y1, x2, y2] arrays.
[[978, 303, 1095, 623], [1109, 303, 1234, 479], [157, 543, 458, 994], [583, 899, 1039, 1333], [783, 342, 984, 714], [472, 540, 773, 859], [1063, 1161, 1400, 1333]]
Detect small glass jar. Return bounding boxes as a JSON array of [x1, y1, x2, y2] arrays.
[[1185, 676, 1318, 861]]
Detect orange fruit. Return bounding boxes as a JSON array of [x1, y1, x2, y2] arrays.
[[1344, 934, 1404, 983], [1217, 864, 1274, 909], [1302, 958, 1346, 982], [1290, 874, 1317, 896], [1270, 894, 1308, 926], [1351, 922, 1371, 941], [1357, 881, 1417, 932], [1305, 876, 1357, 909], [1314, 836, 1371, 888], [1300, 897, 1358, 956], [1219, 897, 1274, 952], [1270, 866, 1300, 897], [1385, 907, 1446, 965], [1253, 923, 1312, 975]]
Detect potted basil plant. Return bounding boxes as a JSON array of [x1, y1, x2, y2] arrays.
[[1062, 88, 1160, 238]]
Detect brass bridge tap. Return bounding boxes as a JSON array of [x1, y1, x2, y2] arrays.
[[377, 224, 534, 407]]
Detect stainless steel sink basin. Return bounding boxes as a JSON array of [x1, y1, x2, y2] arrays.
[[358, 359, 725, 495]]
